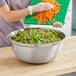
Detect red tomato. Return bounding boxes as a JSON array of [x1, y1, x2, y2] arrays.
[[21, 38, 25, 41], [51, 35, 54, 38], [28, 32, 30, 34]]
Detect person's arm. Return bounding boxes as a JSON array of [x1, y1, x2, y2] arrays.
[[0, 5, 30, 22], [0, 3, 54, 22]]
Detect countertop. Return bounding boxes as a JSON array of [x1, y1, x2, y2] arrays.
[[0, 36, 76, 76]]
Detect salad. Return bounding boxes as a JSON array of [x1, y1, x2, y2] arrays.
[[10, 29, 65, 44]]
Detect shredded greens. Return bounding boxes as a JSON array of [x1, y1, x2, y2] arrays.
[[11, 29, 65, 44]]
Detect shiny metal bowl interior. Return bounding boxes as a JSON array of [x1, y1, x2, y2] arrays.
[[8, 27, 65, 64]]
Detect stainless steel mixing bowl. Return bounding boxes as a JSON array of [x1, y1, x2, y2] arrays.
[[8, 27, 65, 64]]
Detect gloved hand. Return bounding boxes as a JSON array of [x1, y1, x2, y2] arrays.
[[28, 3, 54, 15], [53, 22, 62, 28]]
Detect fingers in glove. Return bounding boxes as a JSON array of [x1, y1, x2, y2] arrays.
[[39, 3, 54, 10], [53, 22, 62, 28], [44, 3, 54, 10]]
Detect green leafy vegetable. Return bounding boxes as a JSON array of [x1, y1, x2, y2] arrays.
[[11, 29, 65, 44]]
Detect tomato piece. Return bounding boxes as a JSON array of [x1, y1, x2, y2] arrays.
[[51, 35, 54, 38], [28, 32, 30, 34], [21, 38, 25, 41]]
